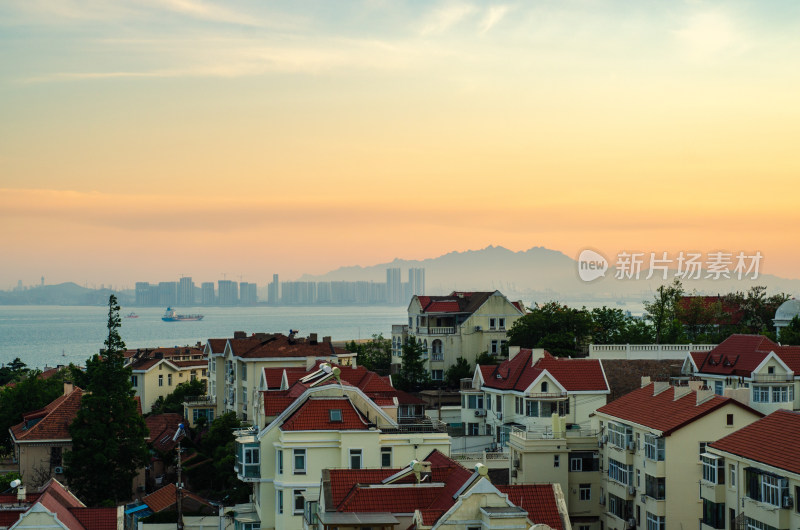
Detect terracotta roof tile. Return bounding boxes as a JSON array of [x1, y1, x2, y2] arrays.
[[710, 409, 800, 475], [689, 334, 800, 376], [498, 484, 564, 530], [145, 413, 185, 452], [480, 350, 608, 393], [596, 383, 760, 435], [227, 333, 351, 359], [68, 507, 119, 530], [143, 483, 212, 513], [416, 292, 495, 314], [281, 398, 370, 431], [10, 388, 83, 442]]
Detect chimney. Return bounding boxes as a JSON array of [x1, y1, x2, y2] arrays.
[[63, 381, 74, 396], [323, 336, 331, 343], [531, 348, 546, 366], [653, 381, 670, 395], [696, 386, 715, 406], [234, 331, 247, 339], [673, 384, 691, 401], [641, 376, 652, 388], [508, 346, 521, 361], [309, 333, 318, 345]]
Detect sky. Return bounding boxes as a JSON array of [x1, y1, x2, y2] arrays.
[[2, 0, 799, 289]]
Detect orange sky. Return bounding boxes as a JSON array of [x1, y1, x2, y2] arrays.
[[2, 1, 799, 288]]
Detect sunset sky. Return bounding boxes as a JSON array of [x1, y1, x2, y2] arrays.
[[2, 0, 799, 289]]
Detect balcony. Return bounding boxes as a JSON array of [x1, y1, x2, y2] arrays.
[[752, 373, 794, 382], [510, 426, 598, 441], [431, 354, 444, 362], [700, 481, 726, 504], [234, 437, 260, 481], [183, 395, 215, 406], [460, 378, 474, 391], [378, 419, 449, 434], [417, 326, 456, 335]]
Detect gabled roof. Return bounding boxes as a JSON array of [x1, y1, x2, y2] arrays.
[[142, 483, 212, 513], [415, 292, 496, 314], [206, 339, 228, 354], [226, 333, 351, 359], [145, 413, 184, 453], [710, 409, 800, 475], [9, 479, 119, 530], [497, 485, 564, 530], [478, 350, 609, 393], [595, 383, 761, 435], [688, 334, 800, 377], [280, 397, 371, 431], [10, 387, 83, 442]]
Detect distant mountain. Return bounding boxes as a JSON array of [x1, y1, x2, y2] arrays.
[[0, 282, 133, 306], [299, 245, 800, 304]]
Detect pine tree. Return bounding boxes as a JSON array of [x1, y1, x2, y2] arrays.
[[395, 335, 430, 391], [65, 295, 149, 506]]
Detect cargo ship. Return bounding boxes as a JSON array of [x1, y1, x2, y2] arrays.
[[161, 307, 204, 322]]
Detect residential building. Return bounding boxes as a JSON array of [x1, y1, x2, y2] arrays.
[[125, 483, 216, 529], [201, 282, 215, 305], [387, 267, 402, 305], [178, 276, 195, 306], [702, 409, 800, 530], [125, 345, 208, 414], [206, 331, 355, 421], [462, 347, 609, 446], [593, 378, 762, 530], [157, 281, 178, 306], [391, 290, 525, 378], [218, 280, 238, 305], [681, 334, 800, 415], [231, 369, 451, 530], [239, 282, 258, 305], [315, 449, 571, 530]]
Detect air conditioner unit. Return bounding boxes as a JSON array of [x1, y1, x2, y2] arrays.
[[474, 326, 482, 331], [627, 441, 635, 451], [599, 496, 606, 505], [627, 518, 637, 529], [640, 494, 647, 503], [783, 495, 794, 509], [496, 412, 503, 420], [628, 485, 636, 496], [53, 466, 64, 474], [474, 410, 486, 417]]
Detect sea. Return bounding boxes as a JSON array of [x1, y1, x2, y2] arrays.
[[0, 305, 408, 370]]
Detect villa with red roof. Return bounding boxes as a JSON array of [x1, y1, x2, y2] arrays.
[[317, 449, 570, 529], [124, 345, 208, 414], [205, 331, 355, 421], [462, 347, 609, 445], [702, 409, 800, 530], [592, 379, 762, 530], [229, 366, 450, 530], [681, 334, 800, 414], [391, 291, 525, 381]]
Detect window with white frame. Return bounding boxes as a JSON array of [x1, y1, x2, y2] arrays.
[[608, 458, 632, 486], [496, 396, 502, 413], [293, 449, 306, 475], [489, 318, 496, 329], [131, 375, 138, 387], [499, 318, 506, 329], [277, 450, 283, 474], [431, 369, 443, 380], [752, 386, 770, 403], [350, 449, 362, 470], [553, 455, 560, 468], [579, 483, 591, 500], [525, 400, 539, 417], [167, 373, 172, 386], [381, 447, 392, 468], [467, 394, 484, 409], [644, 434, 665, 461], [293, 489, 305, 514], [515, 397, 523, 414], [745, 468, 788, 507], [158, 375, 163, 386], [277, 490, 283, 514], [730, 464, 736, 488], [761, 474, 781, 506], [608, 422, 633, 448], [241, 363, 247, 381], [491, 340, 498, 354], [701, 454, 725, 484], [745, 517, 780, 530], [646, 512, 665, 530], [771, 385, 794, 402]]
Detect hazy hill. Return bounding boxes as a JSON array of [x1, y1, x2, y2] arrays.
[[0, 282, 133, 306]]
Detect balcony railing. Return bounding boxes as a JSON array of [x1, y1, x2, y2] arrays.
[[417, 327, 456, 335], [431, 354, 444, 361], [378, 419, 449, 434], [752, 373, 794, 383], [510, 426, 598, 440], [460, 378, 474, 391], [183, 395, 215, 406]]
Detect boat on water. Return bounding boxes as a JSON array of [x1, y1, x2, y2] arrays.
[[125, 312, 139, 318], [161, 307, 204, 322]]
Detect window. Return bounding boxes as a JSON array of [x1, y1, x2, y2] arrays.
[[541, 381, 549, 393], [745, 468, 789, 507], [525, 400, 539, 417], [761, 474, 781, 506], [644, 434, 665, 461], [515, 397, 523, 415], [496, 396, 502, 413], [554, 455, 560, 468], [168, 374, 172, 386], [467, 395, 484, 409], [645, 474, 665, 500], [193, 408, 214, 423], [745, 517, 781, 530], [730, 465, 736, 488], [293, 449, 306, 474], [699, 442, 710, 459], [158, 374, 163, 387], [277, 450, 283, 474], [768, 366, 775, 374], [568, 452, 598, 472], [646, 513, 665, 530], [329, 409, 342, 422], [714, 380, 723, 395], [579, 483, 591, 501], [491, 340, 498, 354], [753, 386, 770, 403], [570, 457, 582, 472], [702, 499, 725, 529], [432, 369, 443, 380], [50, 446, 63, 467], [499, 318, 506, 329], [608, 422, 633, 448], [608, 494, 632, 520], [241, 363, 247, 381], [489, 318, 496, 329], [381, 447, 392, 468], [468, 423, 479, 436], [293, 489, 305, 514], [131, 375, 138, 386], [277, 490, 283, 514], [350, 449, 362, 470], [608, 459, 632, 486], [702, 454, 725, 485], [727, 414, 734, 426]]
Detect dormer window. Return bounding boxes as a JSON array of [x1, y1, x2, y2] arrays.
[[541, 382, 549, 393], [329, 409, 342, 422], [768, 366, 775, 374]]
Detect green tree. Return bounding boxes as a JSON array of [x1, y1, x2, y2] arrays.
[[0, 370, 66, 452], [507, 302, 593, 356], [65, 295, 149, 506], [778, 316, 800, 345], [0, 472, 21, 491], [150, 379, 206, 416], [185, 412, 250, 502], [643, 280, 685, 344], [444, 357, 472, 389], [0, 358, 29, 386], [726, 286, 790, 337], [475, 352, 501, 366], [394, 336, 430, 391], [352, 334, 392, 375]]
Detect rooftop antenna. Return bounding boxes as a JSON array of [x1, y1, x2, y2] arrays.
[[172, 423, 187, 530]]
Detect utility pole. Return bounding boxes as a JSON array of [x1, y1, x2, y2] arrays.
[[173, 423, 186, 530]]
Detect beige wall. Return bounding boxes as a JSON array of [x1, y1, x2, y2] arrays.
[[136, 360, 208, 414], [15, 442, 69, 489]]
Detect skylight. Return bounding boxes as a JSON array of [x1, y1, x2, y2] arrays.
[[330, 409, 342, 422]]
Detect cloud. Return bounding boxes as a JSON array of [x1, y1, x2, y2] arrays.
[[674, 10, 744, 60], [420, 3, 477, 35], [479, 5, 510, 35]]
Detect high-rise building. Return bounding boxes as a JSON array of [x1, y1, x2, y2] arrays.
[[158, 282, 178, 306], [267, 274, 280, 305], [386, 268, 402, 304], [218, 280, 238, 305], [178, 277, 195, 306], [201, 282, 215, 305], [239, 282, 258, 305], [408, 268, 425, 296]]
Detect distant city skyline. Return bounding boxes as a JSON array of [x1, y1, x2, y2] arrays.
[[2, 2, 798, 288]]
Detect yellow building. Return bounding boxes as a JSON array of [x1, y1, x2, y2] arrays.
[[232, 372, 451, 530], [391, 291, 525, 381], [205, 331, 355, 422], [702, 409, 800, 530], [593, 378, 762, 530], [681, 334, 800, 415], [126, 346, 208, 414], [462, 347, 609, 446]]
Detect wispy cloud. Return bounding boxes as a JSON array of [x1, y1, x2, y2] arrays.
[[420, 3, 477, 35], [479, 5, 510, 35]]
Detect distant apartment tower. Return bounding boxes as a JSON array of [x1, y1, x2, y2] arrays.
[[135, 282, 156, 306], [267, 274, 279, 305], [178, 277, 195, 306], [218, 280, 238, 305], [158, 282, 178, 306], [409, 267, 425, 296], [281, 281, 316, 305], [386, 267, 402, 304], [201, 282, 215, 305], [239, 282, 258, 305]]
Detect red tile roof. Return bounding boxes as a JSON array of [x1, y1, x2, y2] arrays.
[[206, 339, 227, 354], [227, 333, 351, 359], [415, 292, 496, 314], [68, 507, 119, 530], [263, 391, 296, 417], [143, 483, 212, 513], [498, 485, 564, 530], [596, 383, 761, 435], [711, 409, 800, 475], [281, 398, 370, 431], [688, 334, 800, 377], [10, 388, 83, 442], [145, 413, 185, 452], [479, 350, 608, 393]]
